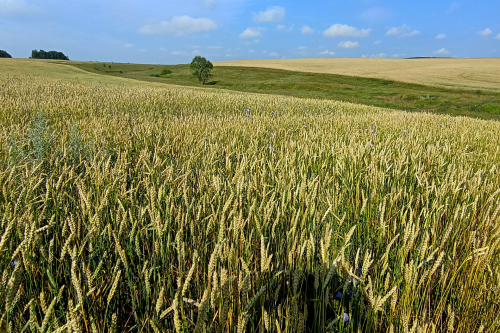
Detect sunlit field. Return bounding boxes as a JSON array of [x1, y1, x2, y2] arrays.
[[0, 71, 499, 332], [215, 58, 500, 91]]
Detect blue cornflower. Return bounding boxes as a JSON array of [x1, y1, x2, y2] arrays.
[[355, 267, 362, 275], [270, 132, 275, 136], [10, 261, 18, 268], [371, 130, 374, 133], [343, 313, 350, 323], [335, 291, 343, 299], [268, 146, 275, 152], [404, 130, 407, 133]]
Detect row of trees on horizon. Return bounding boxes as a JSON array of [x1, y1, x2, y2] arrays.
[[0, 50, 69, 60], [0, 50, 12, 58]]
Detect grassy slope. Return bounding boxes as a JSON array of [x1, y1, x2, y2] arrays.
[[66, 60, 500, 120], [215, 58, 500, 91]]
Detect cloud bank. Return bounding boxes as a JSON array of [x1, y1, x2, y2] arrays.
[[386, 24, 420, 38], [479, 28, 492, 36], [140, 16, 217, 36], [323, 24, 371, 38], [253, 6, 285, 23], [338, 41, 359, 48], [434, 48, 450, 56], [0, 0, 39, 15], [301, 25, 314, 34], [239, 27, 263, 38]]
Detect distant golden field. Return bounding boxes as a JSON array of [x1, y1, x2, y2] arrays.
[[215, 58, 500, 91]]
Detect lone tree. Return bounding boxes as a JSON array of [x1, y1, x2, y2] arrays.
[[190, 56, 213, 85], [0, 50, 12, 58]]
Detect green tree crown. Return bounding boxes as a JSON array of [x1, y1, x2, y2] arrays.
[[190, 56, 213, 85], [0, 50, 12, 58]]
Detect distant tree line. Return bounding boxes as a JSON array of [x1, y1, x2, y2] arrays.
[[30, 49, 69, 60], [0, 50, 12, 58], [405, 57, 452, 59]]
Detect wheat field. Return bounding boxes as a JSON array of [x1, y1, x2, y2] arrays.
[[215, 58, 500, 91], [0, 66, 499, 332]]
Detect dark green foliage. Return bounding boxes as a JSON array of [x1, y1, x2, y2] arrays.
[[0, 50, 12, 58], [190, 56, 213, 84], [109, 65, 111, 69], [160, 69, 172, 75], [30, 49, 69, 60], [469, 104, 482, 112]]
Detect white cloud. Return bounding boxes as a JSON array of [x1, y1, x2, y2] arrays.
[[239, 27, 263, 38], [248, 49, 255, 53], [124, 43, 134, 48], [159, 47, 168, 52], [392, 54, 400, 58], [374, 40, 382, 45], [301, 25, 315, 34], [140, 16, 217, 36], [434, 48, 450, 56], [361, 55, 368, 58], [359, 7, 391, 22], [338, 41, 359, 49], [436, 34, 445, 39], [0, 0, 39, 15], [253, 6, 285, 23], [479, 28, 492, 36], [323, 24, 371, 38], [269, 52, 279, 57], [386, 24, 420, 38], [208, 46, 222, 50], [192, 50, 201, 55], [297, 46, 307, 50], [447, 1, 461, 14], [370, 53, 387, 58], [496, 33, 500, 40], [204, 0, 216, 10], [170, 51, 187, 55], [320, 50, 335, 56], [277, 24, 285, 30]]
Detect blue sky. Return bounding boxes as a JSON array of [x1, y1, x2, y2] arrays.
[[1, 0, 499, 64]]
